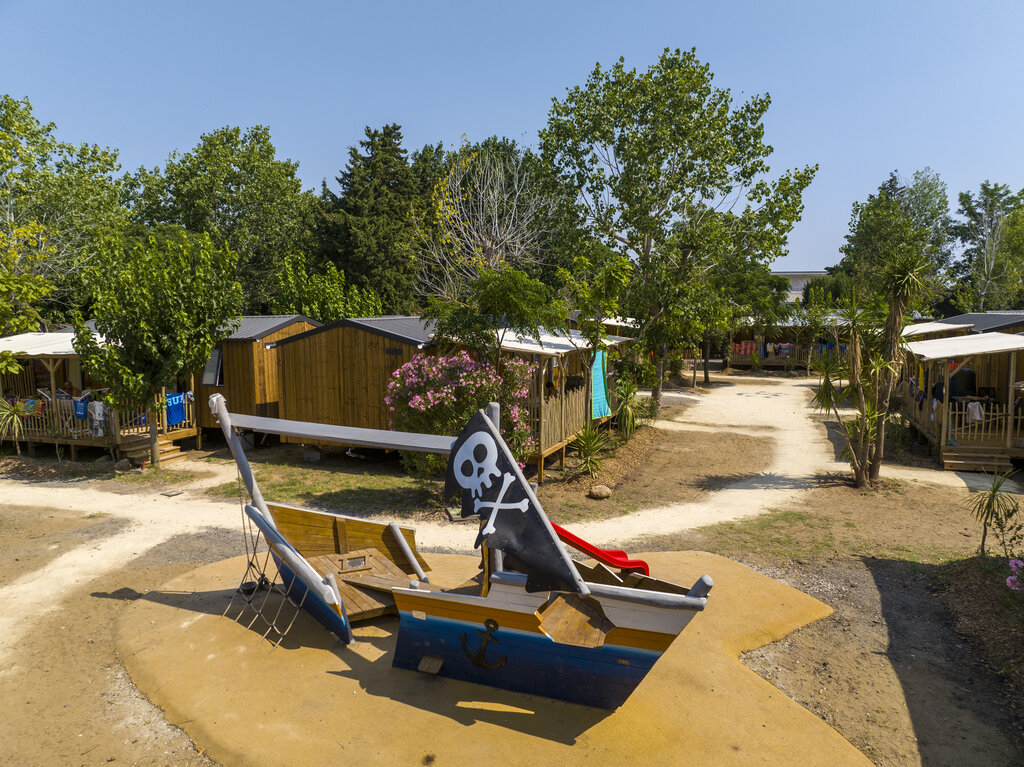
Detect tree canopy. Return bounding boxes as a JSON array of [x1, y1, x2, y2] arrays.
[[540, 48, 816, 401], [73, 228, 242, 463]]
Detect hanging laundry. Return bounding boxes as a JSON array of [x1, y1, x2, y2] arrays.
[[165, 392, 187, 426], [73, 399, 88, 420], [967, 401, 985, 421]]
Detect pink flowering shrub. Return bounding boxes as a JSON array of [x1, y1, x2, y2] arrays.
[[386, 351, 536, 475], [1008, 559, 1023, 592]]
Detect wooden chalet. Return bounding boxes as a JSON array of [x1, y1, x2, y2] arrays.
[[272, 316, 629, 480], [0, 330, 198, 462], [903, 332, 1024, 472], [196, 315, 320, 430], [730, 322, 831, 369]]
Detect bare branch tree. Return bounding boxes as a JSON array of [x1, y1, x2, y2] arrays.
[[416, 147, 556, 301]]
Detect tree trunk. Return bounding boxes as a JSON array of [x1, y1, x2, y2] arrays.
[[652, 350, 665, 410], [703, 333, 711, 385], [149, 414, 160, 468]]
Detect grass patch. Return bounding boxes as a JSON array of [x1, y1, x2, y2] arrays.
[[207, 457, 442, 517], [696, 509, 835, 561], [111, 466, 199, 486]]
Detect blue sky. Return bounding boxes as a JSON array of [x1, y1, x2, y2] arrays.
[[3, 0, 1022, 270]]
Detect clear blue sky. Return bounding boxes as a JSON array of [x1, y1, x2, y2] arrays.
[[3, 0, 1022, 270]]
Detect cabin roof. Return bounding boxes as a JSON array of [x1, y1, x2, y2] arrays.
[[500, 329, 631, 357], [929, 311, 1024, 334], [0, 330, 103, 358], [568, 311, 638, 328], [905, 331, 1024, 361], [274, 315, 436, 349], [901, 320, 975, 338], [225, 315, 320, 342]]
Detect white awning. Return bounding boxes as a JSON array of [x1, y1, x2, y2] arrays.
[[904, 332, 1024, 361], [0, 331, 103, 357], [901, 321, 974, 338], [498, 329, 630, 358]]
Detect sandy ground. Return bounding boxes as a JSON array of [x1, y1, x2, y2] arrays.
[[1, 375, 1020, 764]]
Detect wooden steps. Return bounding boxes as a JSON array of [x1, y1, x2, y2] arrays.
[[941, 445, 1014, 473], [119, 432, 191, 465]]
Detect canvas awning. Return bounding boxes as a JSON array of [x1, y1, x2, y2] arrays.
[[498, 329, 631, 358], [0, 331, 103, 358], [904, 331, 1024, 361], [901, 321, 975, 338]]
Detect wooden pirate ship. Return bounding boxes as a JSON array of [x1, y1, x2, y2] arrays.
[[211, 395, 712, 709]]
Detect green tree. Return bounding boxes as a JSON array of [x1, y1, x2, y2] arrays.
[[424, 266, 566, 368], [318, 124, 420, 313], [1, 95, 125, 321], [73, 228, 242, 465], [951, 181, 1024, 310], [540, 48, 815, 406], [0, 223, 54, 374], [127, 125, 316, 312], [817, 176, 931, 486], [272, 252, 382, 323]]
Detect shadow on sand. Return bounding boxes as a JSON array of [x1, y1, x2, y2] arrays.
[[92, 585, 609, 744]]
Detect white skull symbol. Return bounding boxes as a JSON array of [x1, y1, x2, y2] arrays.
[[453, 431, 500, 498]]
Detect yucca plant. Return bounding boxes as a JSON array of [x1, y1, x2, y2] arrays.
[[0, 398, 25, 457], [965, 470, 1019, 556], [572, 426, 607, 478], [615, 377, 640, 440]]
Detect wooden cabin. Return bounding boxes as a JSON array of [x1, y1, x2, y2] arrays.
[[196, 315, 320, 430], [0, 330, 198, 462], [902, 311, 1024, 343], [903, 332, 1024, 472], [567, 311, 639, 338], [730, 322, 830, 369], [274, 316, 430, 433], [273, 316, 629, 480]]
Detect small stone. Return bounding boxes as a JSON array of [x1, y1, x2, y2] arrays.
[[94, 454, 112, 463], [114, 459, 131, 472], [589, 484, 612, 500]]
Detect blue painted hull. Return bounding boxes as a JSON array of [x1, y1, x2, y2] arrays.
[[276, 558, 352, 644], [392, 611, 660, 709]]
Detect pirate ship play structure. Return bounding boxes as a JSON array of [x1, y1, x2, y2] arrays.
[[211, 394, 713, 709]]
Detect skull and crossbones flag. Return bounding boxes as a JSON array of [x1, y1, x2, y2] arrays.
[[445, 410, 588, 595]]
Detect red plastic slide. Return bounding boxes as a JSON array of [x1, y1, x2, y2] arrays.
[[550, 522, 650, 576]]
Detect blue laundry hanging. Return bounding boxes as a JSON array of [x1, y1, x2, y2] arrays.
[[165, 392, 187, 426], [591, 350, 611, 419], [73, 399, 88, 420]]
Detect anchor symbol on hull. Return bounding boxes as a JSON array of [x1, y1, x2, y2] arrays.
[[460, 618, 507, 669]]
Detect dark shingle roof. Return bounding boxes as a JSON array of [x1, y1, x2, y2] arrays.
[[272, 315, 435, 349], [939, 312, 1024, 334], [226, 315, 320, 342]]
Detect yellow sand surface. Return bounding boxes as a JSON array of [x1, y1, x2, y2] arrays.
[[116, 551, 871, 766]]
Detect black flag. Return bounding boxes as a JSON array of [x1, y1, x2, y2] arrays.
[[445, 411, 586, 594]]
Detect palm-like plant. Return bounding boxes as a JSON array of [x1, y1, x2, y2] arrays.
[[965, 470, 1019, 556], [572, 426, 607, 478], [614, 377, 640, 440], [0, 398, 25, 457]]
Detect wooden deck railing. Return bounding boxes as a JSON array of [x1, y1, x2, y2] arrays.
[[8, 394, 196, 446]]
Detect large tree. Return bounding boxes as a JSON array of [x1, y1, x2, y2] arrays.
[[415, 137, 559, 302], [1, 95, 125, 322], [127, 125, 316, 312], [950, 181, 1024, 311], [73, 228, 242, 465], [817, 175, 932, 486], [540, 49, 815, 404], [318, 124, 421, 314]]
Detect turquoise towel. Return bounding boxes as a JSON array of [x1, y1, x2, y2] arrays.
[[591, 350, 611, 419]]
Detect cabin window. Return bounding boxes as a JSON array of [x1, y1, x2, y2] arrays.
[[201, 347, 224, 387]]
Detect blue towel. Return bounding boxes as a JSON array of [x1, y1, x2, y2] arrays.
[[73, 400, 88, 420], [591, 350, 611, 419], [165, 393, 187, 426]]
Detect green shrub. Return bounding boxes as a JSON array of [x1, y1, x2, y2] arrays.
[[614, 377, 640, 440], [572, 426, 607, 478]]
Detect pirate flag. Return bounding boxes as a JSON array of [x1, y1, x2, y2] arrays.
[[445, 410, 588, 595]]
